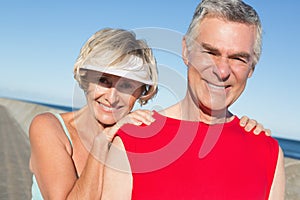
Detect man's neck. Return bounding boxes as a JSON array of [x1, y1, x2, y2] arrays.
[[160, 95, 234, 124]]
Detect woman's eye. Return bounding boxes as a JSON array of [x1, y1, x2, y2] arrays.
[[117, 81, 142, 93], [120, 82, 133, 89], [98, 77, 111, 87]]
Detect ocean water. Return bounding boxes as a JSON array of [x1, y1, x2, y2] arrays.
[[29, 101, 77, 112], [275, 137, 300, 159], [32, 101, 300, 160]]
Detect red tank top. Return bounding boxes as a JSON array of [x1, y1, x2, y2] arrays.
[[117, 112, 278, 200]]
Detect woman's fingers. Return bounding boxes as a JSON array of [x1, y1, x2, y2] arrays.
[[240, 116, 257, 132], [118, 109, 155, 127], [240, 116, 272, 136], [104, 110, 155, 142], [239, 115, 249, 128], [128, 109, 155, 125]]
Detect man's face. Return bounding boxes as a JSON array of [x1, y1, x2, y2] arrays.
[[183, 17, 256, 112]]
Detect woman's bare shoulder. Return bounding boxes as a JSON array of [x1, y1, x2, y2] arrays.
[[30, 112, 60, 131], [29, 112, 69, 147]]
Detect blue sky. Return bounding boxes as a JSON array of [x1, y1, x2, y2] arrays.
[[0, 1, 299, 140]]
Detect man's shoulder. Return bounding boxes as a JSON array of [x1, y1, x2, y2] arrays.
[[222, 118, 279, 149]]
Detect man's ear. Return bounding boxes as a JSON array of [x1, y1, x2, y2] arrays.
[[182, 37, 189, 66], [248, 66, 255, 78]]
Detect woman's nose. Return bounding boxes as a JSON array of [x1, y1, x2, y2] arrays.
[[105, 87, 119, 105]]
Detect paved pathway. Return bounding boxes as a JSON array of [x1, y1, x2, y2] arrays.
[[0, 105, 32, 200]]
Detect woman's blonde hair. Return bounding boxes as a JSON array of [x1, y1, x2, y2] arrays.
[[73, 28, 158, 105]]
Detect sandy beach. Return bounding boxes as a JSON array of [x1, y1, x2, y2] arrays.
[[0, 97, 299, 199]]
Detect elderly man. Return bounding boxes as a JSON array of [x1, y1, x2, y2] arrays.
[[104, 0, 285, 199]]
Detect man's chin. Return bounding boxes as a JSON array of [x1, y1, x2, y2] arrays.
[[201, 102, 228, 116]]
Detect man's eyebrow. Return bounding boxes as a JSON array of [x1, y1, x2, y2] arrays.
[[201, 42, 251, 61], [201, 43, 219, 52]]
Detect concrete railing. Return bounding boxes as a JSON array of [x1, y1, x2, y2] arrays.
[[0, 98, 65, 137]]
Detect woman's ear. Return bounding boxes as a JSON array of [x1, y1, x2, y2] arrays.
[[182, 37, 189, 66]]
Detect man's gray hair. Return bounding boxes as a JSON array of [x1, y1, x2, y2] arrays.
[[185, 0, 262, 67]]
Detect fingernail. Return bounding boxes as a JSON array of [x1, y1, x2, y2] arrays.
[[135, 121, 142, 126], [245, 127, 251, 132]]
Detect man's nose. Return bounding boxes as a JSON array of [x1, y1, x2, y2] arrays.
[[214, 57, 231, 81]]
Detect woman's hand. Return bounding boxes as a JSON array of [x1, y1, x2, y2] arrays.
[[239, 116, 271, 136], [104, 109, 155, 142]]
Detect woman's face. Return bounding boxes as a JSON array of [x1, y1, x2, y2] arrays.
[[85, 71, 144, 126]]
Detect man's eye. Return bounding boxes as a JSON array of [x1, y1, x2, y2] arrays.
[[203, 51, 215, 55], [233, 57, 247, 64]]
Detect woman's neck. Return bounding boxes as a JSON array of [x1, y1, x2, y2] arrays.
[[69, 106, 107, 149]]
